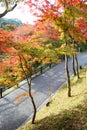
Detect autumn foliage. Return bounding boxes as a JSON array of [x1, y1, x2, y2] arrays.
[[0, 0, 87, 124]]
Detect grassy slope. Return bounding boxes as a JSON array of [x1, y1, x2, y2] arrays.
[[19, 67, 87, 130]]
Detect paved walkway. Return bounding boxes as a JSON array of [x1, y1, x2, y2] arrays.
[[0, 52, 87, 130]]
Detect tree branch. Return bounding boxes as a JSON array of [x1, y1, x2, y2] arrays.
[[0, 0, 17, 18]]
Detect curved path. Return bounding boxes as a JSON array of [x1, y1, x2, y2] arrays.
[[0, 52, 87, 130]]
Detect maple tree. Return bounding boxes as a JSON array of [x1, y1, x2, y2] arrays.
[[0, 29, 22, 88], [25, 0, 87, 97], [68, 0, 87, 79], [12, 38, 59, 124], [14, 24, 34, 36], [25, 0, 70, 97], [0, 23, 59, 123], [0, 56, 22, 88], [0, 29, 14, 54], [15, 22, 60, 71], [0, 39, 38, 124], [2, 24, 17, 31], [68, 1, 87, 79], [0, 27, 37, 123]]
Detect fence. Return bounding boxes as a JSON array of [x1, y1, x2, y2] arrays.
[[1, 63, 56, 96]]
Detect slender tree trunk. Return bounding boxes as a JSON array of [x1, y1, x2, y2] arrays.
[[0, 87, 3, 98], [19, 55, 37, 124], [27, 77, 37, 124], [72, 54, 76, 76], [63, 1, 71, 97], [65, 54, 71, 97], [75, 54, 80, 79]]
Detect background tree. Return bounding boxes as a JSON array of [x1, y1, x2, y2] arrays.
[[0, 56, 22, 88], [66, 0, 87, 79]]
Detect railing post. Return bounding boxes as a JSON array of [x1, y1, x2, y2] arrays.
[[0, 87, 3, 98], [49, 63, 51, 68], [41, 66, 43, 74]]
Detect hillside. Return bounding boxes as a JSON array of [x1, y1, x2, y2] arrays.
[[0, 18, 22, 28], [19, 67, 87, 130]]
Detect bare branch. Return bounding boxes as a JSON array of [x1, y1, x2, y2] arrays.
[[0, 0, 18, 18]]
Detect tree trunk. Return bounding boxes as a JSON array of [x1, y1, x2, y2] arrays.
[[27, 77, 37, 124], [0, 87, 3, 98], [65, 54, 71, 97], [0, 3, 17, 18], [75, 54, 80, 79], [19, 55, 37, 124], [72, 54, 76, 76]]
